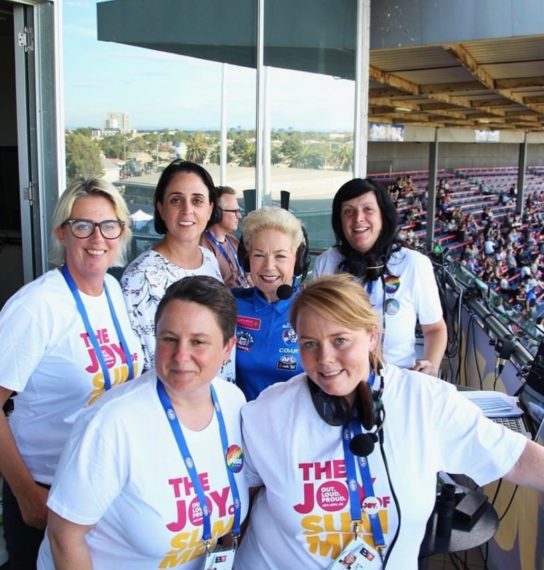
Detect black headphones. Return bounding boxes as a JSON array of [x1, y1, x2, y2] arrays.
[[237, 225, 311, 280], [208, 203, 224, 226], [308, 372, 385, 457], [341, 251, 386, 282]]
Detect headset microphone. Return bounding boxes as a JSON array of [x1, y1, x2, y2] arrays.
[[276, 284, 294, 300], [349, 432, 378, 457]]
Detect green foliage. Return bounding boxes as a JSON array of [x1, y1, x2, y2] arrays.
[[65, 132, 104, 183], [208, 145, 221, 165], [228, 132, 255, 167], [331, 144, 353, 171], [73, 127, 94, 137], [185, 132, 208, 164], [99, 133, 125, 159], [279, 133, 304, 167]]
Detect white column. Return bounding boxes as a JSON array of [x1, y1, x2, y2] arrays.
[[220, 63, 228, 185], [255, 0, 265, 207], [353, 0, 371, 178]]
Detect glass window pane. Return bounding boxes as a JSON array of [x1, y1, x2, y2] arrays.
[[266, 68, 355, 254]]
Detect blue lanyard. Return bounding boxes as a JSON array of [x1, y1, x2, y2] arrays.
[[156, 379, 242, 542], [205, 231, 248, 287], [60, 264, 135, 390], [342, 377, 386, 554], [349, 421, 386, 552]]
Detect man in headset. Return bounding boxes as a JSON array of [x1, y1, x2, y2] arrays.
[[201, 185, 251, 288]]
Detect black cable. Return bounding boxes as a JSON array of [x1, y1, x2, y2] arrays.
[[498, 485, 520, 522], [449, 552, 468, 569], [489, 478, 503, 508], [463, 315, 471, 387], [483, 542, 490, 569], [379, 410, 401, 569], [470, 316, 484, 389], [492, 368, 500, 391], [452, 290, 464, 384]]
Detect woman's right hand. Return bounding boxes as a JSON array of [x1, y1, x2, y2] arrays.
[[16, 480, 49, 529], [0, 386, 48, 529]]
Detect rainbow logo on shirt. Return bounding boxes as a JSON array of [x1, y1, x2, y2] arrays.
[[226, 444, 244, 473], [384, 275, 400, 294]]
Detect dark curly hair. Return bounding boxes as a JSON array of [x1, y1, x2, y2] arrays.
[[331, 178, 401, 280]]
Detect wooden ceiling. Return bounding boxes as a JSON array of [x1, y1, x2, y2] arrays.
[[368, 36, 544, 132]]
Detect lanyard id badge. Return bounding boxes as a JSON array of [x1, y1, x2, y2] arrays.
[[201, 543, 236, 570], [328, 537, 381, 570], [61, 264, 135, 390], [341, 390, 387, 564], [204, 231, 249, 288], [156, 380, 242, 566]]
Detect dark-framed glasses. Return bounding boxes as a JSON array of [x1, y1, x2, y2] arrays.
[[223, 208, 243, 216], [63, 219, 125, 239]]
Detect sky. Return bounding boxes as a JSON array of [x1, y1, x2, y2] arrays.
[[63, 0, 356, 131]]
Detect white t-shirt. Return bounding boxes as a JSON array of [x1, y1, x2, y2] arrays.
[[236, 368, 526, 570], [38, 371, 249, 570], [121, 247, 222, 371], [0, 269, 143, 484], [313, 247, 443, 367]]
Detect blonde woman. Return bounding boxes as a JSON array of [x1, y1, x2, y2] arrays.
[[237, 274, 543, 569], [0, 178, 142, 569]]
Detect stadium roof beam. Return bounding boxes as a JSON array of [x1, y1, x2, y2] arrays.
[[97, 0, 544, 131]]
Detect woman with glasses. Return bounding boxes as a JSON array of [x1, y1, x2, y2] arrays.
[[200, 185, 251, 288], [121, 160, 223, 372], [0, 178, 143, 569]]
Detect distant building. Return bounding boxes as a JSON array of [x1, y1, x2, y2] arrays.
[[105, 112, 130, 133], [92, 128, 122, 138]]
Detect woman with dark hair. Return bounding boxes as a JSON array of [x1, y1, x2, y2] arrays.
[[40, 276, 249, 569], [313, 178, 447, 376], [122, 160, 222, 371]]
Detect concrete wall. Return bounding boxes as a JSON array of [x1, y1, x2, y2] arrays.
[[367, 141, 544, 173]]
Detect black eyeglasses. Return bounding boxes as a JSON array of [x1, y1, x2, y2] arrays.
[[63, 219, 125, 239], [222, 209, 242, 215]]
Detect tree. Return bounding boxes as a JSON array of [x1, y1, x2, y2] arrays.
[[209, 145, 221, 165], [73, 127, 95, 137], [280, 134, 304, 167], [185, 132, 208, 164], [99, 133, 125, 159], [271, 145, 283, 165], [331, 144, 353, 171], [228, 133, 255, 167], [289, 145, 325, 169], [65, 132, 104, 183]]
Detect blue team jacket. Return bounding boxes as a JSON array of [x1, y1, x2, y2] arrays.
[[232, 286, 304, 401]]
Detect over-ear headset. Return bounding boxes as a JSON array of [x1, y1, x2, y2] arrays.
[[341, 251, 386, 282], [238, 225, 311, 279], [208, 203, 223, 226], [308, 372, 385, 456], [209, 186, 238, 226]]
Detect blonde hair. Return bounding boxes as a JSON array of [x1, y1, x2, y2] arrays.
[[242, 207, 304, 252], [291, 274, 383, 369], [50, 178, 132, 267]]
